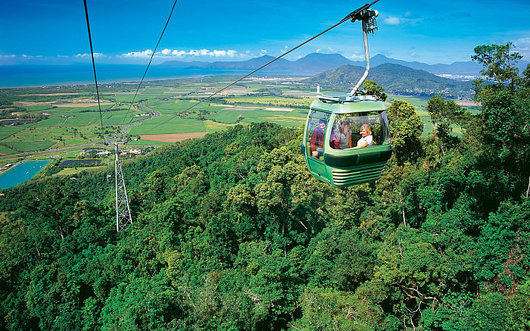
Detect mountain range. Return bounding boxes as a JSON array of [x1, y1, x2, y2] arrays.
[[160, 52, 529, 78], [160, 53, 530, 99]]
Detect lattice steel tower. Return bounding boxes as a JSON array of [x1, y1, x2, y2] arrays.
[[114, 143, 133, 231]]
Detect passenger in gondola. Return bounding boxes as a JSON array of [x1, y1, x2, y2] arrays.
[[353, 123, 373, 148], [310, 119, 326, 158], [337, 121, 352, 149]]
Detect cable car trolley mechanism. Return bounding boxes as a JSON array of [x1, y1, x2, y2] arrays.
[[302, 5, 392, 187]]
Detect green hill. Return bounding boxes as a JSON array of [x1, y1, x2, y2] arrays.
[[306, 63, 474, 99]]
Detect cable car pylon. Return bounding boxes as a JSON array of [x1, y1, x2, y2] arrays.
[[84, 0, 139, 232], [113, 141, 133, 232]]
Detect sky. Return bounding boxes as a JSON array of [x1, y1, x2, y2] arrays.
[[0, 0, 529, 66]]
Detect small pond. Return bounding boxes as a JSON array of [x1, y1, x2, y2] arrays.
[[0, 160, 50, 189]]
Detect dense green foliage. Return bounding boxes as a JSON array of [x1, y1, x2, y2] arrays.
[[0, 45, 528, 330]]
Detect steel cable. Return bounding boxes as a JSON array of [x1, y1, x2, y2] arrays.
[[123, 0, 180, 126], [83, 0, 104, 129], [148, 0, 381, 132]]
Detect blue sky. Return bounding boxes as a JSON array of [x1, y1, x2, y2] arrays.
[[0, 0, 528, 65]]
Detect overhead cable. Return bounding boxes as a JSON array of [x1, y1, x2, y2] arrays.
[[150, 0, 381, 131], [83, 0, 104, 128], [124, 0, 180, 126]]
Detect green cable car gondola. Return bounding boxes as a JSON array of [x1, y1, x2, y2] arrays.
[[302, 7, 392, 187]]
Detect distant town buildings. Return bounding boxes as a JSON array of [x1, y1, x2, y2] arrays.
[[82, 148, 143, 157], [120, 149, 142, 156]]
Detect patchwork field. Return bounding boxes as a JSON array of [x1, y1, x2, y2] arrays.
[[0, 75, 475, 163], [140, 132, 208, 142]]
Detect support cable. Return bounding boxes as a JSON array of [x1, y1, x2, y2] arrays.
[[83, 0, 104, 128], [148, 0, 381, 132], [123, 0, 180, 126]]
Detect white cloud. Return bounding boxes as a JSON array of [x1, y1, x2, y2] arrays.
[[1, 48, 266, 65], [211, 49, 237, 57], [384, 16, 401, 25], [121, 48, 241, 59], [171, 50, 186, 56], [383, 15, 423, 26], [75, 52, 104, 58], [124, 49, 153, 57], [514, 37, 530, 59], [315, 47, 337, 54], [0, 54, 17, 65], [131, 48, 242, 58], [348, 53, 365, 61]]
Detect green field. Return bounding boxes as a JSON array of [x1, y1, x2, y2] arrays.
[[0, 144, 18, 154], [24, 104, 56, 112], [1, 77, 475, 157], [222, 96, 313, 108], [0, 126, 22, 140], [129, 117, 206, 135], [143, 99, 200, 114], [51, 166, 108, 178], [28, 108, 134, 127], [5, 126, 103, 146], [124, 139, 173, 146], [205, 107, 306, 125], [2, 140, 55, 153]]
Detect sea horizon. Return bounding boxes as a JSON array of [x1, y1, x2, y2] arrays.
[[0, 64, 266, 88]]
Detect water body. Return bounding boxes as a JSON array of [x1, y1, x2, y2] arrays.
[[0, 65, 254, 88], [0, 160, 50, 189]]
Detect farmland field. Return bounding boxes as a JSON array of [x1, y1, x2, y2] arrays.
[[0, 126, 22, 140], [0, 75, 470, 164]]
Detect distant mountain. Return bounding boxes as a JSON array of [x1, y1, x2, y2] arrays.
[[363, 54, 483, 76], [305, 63, 474, 99], [206, 55, 292, 71], [352, 54, 529, 77], [158, 60, 210, 68], [291, 53, 353, 73], [160, 52, 528, 80], [161, 53, 351, 74]]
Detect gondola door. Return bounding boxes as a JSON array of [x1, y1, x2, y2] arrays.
[[303, 109, 333, 185]]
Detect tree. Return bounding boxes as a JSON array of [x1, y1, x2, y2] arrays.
[[99, 273, 181, 329], [472, 43, 523, 90], [387, 99, 424, 164], [426, 95, 464, 155], [471, 42, 530, 198], [363, 80, 387, 101]]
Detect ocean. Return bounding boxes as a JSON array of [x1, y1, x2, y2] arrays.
[[0, 64, 249, 88]]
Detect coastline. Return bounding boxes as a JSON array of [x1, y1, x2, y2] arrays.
[[0, 64, 252, 89]]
